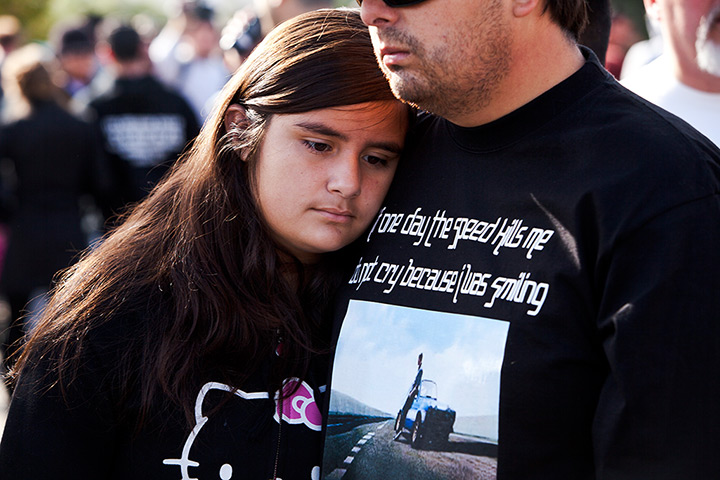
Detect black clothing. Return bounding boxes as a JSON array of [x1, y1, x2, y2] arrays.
[[0, 102, 106, 293], [86, 75, 199, 218], [0, 310, 327, 479], [0, 102, 109, 369], [322, 51, 720, 479]]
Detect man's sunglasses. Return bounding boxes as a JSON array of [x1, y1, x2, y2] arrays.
[[355, 0, 427, 7]]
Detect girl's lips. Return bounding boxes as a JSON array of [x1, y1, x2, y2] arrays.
[[314, 208, 354, 223]]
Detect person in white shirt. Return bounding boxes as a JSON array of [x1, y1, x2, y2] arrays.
[[621, 0, 720, 146]]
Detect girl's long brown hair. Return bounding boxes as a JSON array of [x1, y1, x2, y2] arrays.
[[11, 8, 398, 425]]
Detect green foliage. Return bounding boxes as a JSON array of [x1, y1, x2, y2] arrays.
[[3, 0, 164, 44], [48, 0, 163, 23], [2, 0, 51, 43]]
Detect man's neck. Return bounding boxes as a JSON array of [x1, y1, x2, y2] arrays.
[[448, 24, 585, 127], [671, 52, 720, 94], [116, 60, 151, 79]]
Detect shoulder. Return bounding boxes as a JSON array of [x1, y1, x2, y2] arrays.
[[145, 75, 189, 101], [133, 76, 198, 120], [48, 104, 95, 131], [554, 73, 720, 236], [87, 91, 115, 116], [569, 71, 720, 179], [22, 306, 148, 387], [83, 308, 149, 358]]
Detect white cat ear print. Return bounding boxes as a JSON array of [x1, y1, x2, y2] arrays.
[[163, 382, 269, 480]]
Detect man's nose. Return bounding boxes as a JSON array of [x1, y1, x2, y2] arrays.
[[361, 0, 400, 27]]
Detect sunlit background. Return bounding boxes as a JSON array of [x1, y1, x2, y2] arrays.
[[5, 0, 648, 46], [6, 0, 258, 44]]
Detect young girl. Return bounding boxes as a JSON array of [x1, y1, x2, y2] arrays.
[[0, 9, 409, 479]]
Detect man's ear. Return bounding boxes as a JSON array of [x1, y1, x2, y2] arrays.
[[643, 0, 660, 23], [513, 0, 540, 18], [224, 104, 250, 133]]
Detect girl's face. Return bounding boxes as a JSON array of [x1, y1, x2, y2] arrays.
[[246, 100, 408, 264]]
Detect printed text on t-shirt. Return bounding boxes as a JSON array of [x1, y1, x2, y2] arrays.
[[351, 207, 556, 316], [367, 207, 553, 258]]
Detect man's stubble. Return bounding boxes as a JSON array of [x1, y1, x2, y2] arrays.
[[374, 0, 511, 119]]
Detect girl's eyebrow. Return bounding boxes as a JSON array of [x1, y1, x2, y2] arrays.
[[295, 121, 348, 141], [294, 121, 404, 153], [369, 141, 404, 154]]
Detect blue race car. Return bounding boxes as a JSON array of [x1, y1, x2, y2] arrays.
[[394, 379, 456, 449]]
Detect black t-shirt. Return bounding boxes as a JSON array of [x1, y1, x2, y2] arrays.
[[0, 310, 328, 479], [322, 51, 720, 479], [87, 75, 200, 214]]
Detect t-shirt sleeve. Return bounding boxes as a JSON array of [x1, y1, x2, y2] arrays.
[[593, 192, 720, 478]]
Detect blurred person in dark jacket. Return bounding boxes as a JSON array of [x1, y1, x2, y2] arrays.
[[0, 43, 110, 380], [84, 24, 199, 222]]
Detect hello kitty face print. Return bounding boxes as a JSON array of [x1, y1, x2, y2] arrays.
[[163, 379, 321, 480]]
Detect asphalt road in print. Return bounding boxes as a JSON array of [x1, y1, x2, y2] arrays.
[[324, 420, 497, 480]]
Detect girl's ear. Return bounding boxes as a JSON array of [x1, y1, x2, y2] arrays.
[[225, 104, 251, 161], [224, 104, 249, 133]]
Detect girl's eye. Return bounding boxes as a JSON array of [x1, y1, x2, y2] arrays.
[[363, 155, 390, 167], [304, 140, 332, 153]]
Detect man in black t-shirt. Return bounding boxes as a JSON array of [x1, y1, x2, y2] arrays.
[[321, 1, 720, 479]]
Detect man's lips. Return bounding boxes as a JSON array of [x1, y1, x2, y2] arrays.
[[378, 45, 410, 66]]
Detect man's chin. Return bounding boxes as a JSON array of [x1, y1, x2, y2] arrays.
[[387, 79, 426, 109], [696, 39, 720, 77], [382, 69, 423, 103], [696, 7, 720, 77]]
